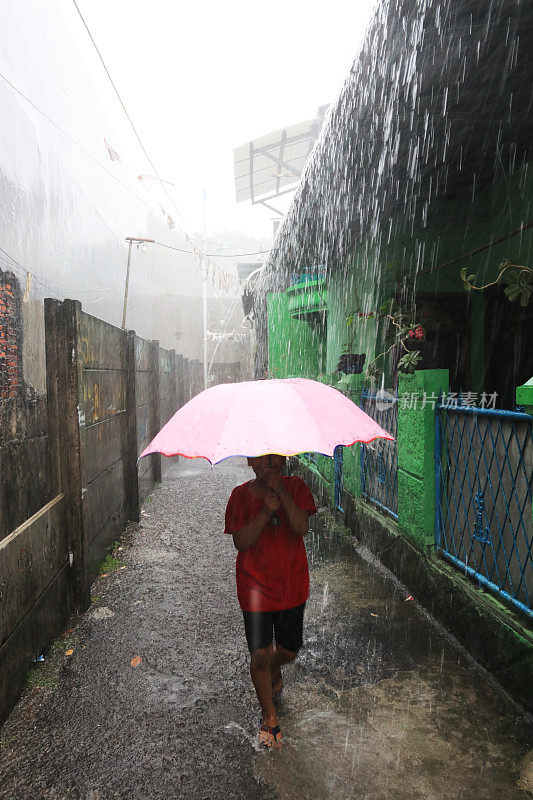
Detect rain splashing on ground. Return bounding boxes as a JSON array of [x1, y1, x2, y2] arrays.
[[0, 459, 530, 799]]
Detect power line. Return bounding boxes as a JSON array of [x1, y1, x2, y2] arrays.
[[69, 2, 263, 291], [417, 220, 533, 276], [70, 0, 191, 235], [0, 71, 155, 212], [0, 26, 265, 296], [153, 241, 270, 258], [0, 245, 124, 296], [208, 250, 270, 258], [71, 0, 162, 186]]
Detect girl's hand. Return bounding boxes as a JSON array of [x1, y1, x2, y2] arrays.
[[264, 490, 281, 513]]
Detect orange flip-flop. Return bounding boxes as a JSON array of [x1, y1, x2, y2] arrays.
[[259, 721, 282, 749]]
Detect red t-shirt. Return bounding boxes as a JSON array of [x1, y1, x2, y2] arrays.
[[224, 476, 317, 612]]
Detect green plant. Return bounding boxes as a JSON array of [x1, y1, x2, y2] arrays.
[[365, 300, 426, 376], [99, 553, 121, 574], [460, 260, 532, 306], [344, 293, 452, 378], [25, 633, 77, 691], [27, 668, 59, 690], [397, 350, 422, 374], [342, 311, 377, 354], [365, 361, 383, 380]]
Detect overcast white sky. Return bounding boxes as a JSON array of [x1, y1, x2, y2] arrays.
[[62, 0, 377, 240]]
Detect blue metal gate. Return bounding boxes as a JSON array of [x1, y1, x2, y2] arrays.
[[360, 389, 398, 519], [334, 445, 343, 512], [435, 402, 533, 617]]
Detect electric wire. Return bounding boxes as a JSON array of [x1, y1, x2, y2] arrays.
[[70, 0, 186, 229], [152, 241, 269, 258], [0, 33, 267, 298], [68, 2, 267, 286], [0, 66, 270, 276], [70, 1, 202, 240], [0, 246, 124, 297], [0, 71, 155, 213]]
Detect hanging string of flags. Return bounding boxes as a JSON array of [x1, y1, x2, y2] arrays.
[[181, 234, 242, 295]]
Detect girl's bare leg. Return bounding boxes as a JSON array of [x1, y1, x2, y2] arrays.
[[271, 643, 297, 697], [250, 645, 277, 726]]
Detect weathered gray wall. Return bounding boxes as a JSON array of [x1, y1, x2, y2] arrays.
[[0, 496, 69, 729], [134, 336, 155, 506], [0, 300, 244, 727], [0, 271, 51, 538], [78, 311, 130, 578]]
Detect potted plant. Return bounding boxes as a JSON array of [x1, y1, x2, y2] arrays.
[[337, 352, 366, 373]]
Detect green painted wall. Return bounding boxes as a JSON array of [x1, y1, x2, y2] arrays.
[[267, 291, 326, 379], [397, 369, 449, 549], [326, 251, 381, 377]]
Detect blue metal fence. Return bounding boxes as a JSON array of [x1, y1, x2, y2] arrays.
[[334, 445, 344, 512], [359, 389, 398, 520], [435, 402, 533, 618]]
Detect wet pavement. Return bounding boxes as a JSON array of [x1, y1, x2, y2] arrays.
[[0, 458, 531, 799]]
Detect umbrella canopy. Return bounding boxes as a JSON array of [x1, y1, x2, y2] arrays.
[[140, 377, 394, 465]]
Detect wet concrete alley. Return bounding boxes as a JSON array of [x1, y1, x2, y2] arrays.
[[0, 458, 531, 800]]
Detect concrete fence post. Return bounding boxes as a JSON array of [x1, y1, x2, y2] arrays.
[[125, 331, 140, 522], [336, 373, 367, 500], [44, 298, 89, 610], [149, 340, 162, 485], [44, 298, 62, 497], [397, 368, 449, 549], [170, 349, 178, 415], [180, 357, 187, 403], [516, 376, 533, 417], [176, 353, 184, 409]]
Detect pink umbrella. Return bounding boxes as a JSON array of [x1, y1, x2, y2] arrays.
[[140, 378, 394, 465]]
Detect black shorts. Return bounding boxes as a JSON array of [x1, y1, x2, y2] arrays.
[[242, 602, 306, 653]]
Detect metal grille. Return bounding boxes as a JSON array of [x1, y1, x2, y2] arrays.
[[435, 403, 533, 617], [359, 389, 398, 520], [334, 445, 344, 512]]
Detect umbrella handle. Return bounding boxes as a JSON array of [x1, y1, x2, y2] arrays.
[[270, 512, 281, 527]]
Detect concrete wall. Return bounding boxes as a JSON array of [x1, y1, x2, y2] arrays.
[[0, 271, 51, 539], [0, 496, 69, 731], [0, 300, 244, 727], [78, 311, 130, 578]]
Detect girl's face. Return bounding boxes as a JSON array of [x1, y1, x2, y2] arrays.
[[247, 454, 286, 481]]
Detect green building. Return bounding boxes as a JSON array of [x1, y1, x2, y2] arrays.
[[264, 0, 533, 710]]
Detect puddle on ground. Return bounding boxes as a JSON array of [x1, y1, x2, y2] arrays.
[[251, 519, 532, 800]]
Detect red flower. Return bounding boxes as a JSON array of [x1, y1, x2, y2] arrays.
[[409, 325, 424, 340]]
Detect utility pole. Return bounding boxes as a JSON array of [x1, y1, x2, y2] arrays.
[[122, 237, 154, 329]]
